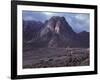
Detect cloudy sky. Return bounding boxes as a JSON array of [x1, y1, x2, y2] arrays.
[[22, 11, 90, 33]]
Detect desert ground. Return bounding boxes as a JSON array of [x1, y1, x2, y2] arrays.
[[23, 48, 89, 68]]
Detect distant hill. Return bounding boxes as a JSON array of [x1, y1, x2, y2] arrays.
[[23, 16, 89, 48]]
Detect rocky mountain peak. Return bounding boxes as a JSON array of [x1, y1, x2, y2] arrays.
[[23, 16, 89, 48], [44, 16, 75, 35]]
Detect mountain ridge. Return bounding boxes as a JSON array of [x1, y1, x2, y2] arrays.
[[23, 16, 89, 48]]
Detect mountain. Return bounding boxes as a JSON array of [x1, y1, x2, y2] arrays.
[[40, 16, 76, 47], [23, 20, 44, 41], [78, 31, 89, 47], [23, 16, 89, 48]]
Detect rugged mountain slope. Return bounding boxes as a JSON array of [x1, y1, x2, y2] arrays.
[[78, 31, 89, 48], [23, 20, 44, 41], [23, 16, 89, 48]]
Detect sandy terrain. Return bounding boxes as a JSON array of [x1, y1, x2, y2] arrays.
[[23, 48, 89, 68]]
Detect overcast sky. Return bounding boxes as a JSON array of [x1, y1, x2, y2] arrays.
[[22, 11, 90, 33]]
